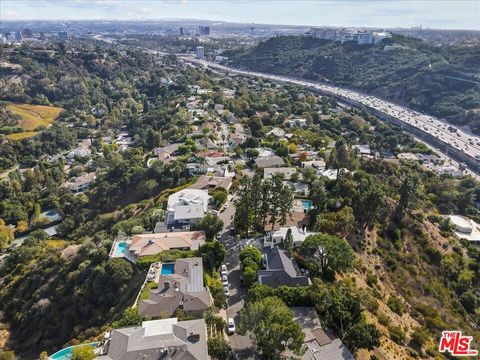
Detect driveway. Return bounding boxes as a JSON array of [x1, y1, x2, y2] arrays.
[[218, 197, 256, 358]]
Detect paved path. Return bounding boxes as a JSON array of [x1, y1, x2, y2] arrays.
[[218, 197, 256, 358]]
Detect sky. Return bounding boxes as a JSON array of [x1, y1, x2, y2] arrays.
[[1, 0, 479, 30]]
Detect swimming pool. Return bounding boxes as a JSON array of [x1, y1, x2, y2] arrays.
[[161, 263, 175, 275], [301, 200, 313, 210], [113, 241, 129, 257], [49, 343, 98, 360]]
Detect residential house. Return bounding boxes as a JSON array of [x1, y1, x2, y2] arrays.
[[221, 89, 235, 99], [352, 144, 371, 156], [166, 189, 211, 228], [255, 156, 285, 169], [264, 226, 317, 248], [189, 175, 232, 191], [417, 154, 440, 164], [195, 137, 217, 150], [128, 231, 206, 258], [66, 148, 91, 164], [267, 127, 285, 138], [300, 160, 326, 170], [284, 181, 309, 195], [263, 167, 297, 180], [61, 172, 96, 193], [228, 135, 246, 149], [154, 143, 179, 165], [258, 247, 310, 287], [289, 307, 355, 360], [287, 118, 307, 128], [318, 168, 350, 181], [448, 215, 480, 244], [139, 258, 213, 317], [97, 318, 209, 360]]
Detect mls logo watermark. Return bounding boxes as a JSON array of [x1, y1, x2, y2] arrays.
[[439, 331, 478, 356]]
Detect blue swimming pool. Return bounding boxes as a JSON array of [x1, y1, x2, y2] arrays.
[[114, 241, 129, 257], [301, 200, 313, 210], [49, 343, 98, 360], [161, 263, 175, 275]]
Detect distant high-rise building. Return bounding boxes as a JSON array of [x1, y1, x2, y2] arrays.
[[198, 26, 210, 36], [22, 29, 33, 38], [179, 27, 184, 36], [249, 27, 255, 36], [196, 46, 205, 59], [39, 32, 46, 40], [58, 31, 69, 41], [355, 31, 373, 45], [15, 30, 23, 41]]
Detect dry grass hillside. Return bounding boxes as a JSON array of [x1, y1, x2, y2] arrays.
[[5, 103, 63, 140], [345, 213, 479, 360]]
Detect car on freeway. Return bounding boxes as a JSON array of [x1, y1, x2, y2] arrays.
[[227, 318, 236, 335]]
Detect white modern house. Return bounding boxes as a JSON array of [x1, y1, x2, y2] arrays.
[[448, 215, 480, 244], [166, 189, 211, 228], [264, 226, 317, 248], [287, 118, 307, 128]]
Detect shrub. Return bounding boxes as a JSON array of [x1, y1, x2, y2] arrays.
[[377, 312, 390, 326], [112, 308, 142, 329], [366, 271, 378, 287], [410, 327, 430, 349], [387, 295, 404, 316], [388, 325, 406, 345], [208, 337, 231, 360]]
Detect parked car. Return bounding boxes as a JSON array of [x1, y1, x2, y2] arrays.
[[222, 274, 228, 286], [227, 318, 235, 335], [223, 286, 230, 297], [221, 264, 228, 276]]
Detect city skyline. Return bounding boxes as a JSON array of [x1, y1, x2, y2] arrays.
[[1, 0, 479, 30]]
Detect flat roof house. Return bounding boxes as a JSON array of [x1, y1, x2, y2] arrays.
[[258, 247, 310, 288], [166, 189, 211, 228], [448, 215, 480, 244], [265, 226, 317, 248], [139, 258, 213, 317], [255, 155, 285, 169], [128, 231, 206, 258], [263, 167, 297, 180], [287, 118, 307, 128], [97, 318, 209, 360]]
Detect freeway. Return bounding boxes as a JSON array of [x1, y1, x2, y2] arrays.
[[182, 56, 480, 175]]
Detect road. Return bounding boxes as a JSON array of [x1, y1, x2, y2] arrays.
[[181, 56, 480, 175], [218, 196, 256, 358]]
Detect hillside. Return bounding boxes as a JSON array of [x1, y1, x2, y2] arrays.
[[2, 103, 63, 140], [228, 35, 480, 135]]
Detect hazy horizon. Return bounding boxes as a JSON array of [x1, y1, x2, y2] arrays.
[[1, 0, 479, 31]]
